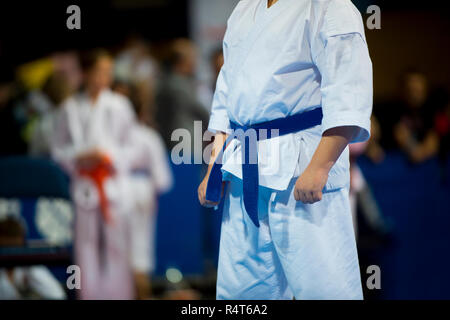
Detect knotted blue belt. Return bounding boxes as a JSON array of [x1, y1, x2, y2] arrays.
[[205, 107, 323, 227]]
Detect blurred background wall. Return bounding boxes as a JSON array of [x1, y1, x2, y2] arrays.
[[367, 11, 450, 101]]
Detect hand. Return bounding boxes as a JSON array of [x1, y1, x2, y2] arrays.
[[76, 150, 104, 170], [294, 165, 329, 204], [293, 126, 356, 204], [366, 142, 385, 164], [198, 175, 225, 208], [394, 122, 412, 147]]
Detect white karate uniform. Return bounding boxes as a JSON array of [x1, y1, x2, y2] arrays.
[[128, 124, 173, 274], [0, 266, 66, 300], [51, 89, 136, 299], [208, 0, 373, 299], [28, 91, 58, 157]]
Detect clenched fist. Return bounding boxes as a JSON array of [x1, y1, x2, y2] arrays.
[[294, 165, 329, 204], [293, 126, 358, 204]]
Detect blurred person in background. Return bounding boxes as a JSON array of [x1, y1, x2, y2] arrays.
[[114, 36, 158, 90], [4, 52, 82, 156], [349, 117, 390, 239], [197, 47, 225, 111], [155, 38, 209, 151], [210, 48, 224, 88], [51, 51, 83, 94], [28, 72, 73, 157], [364, 116, 385, 164], [0, 217, 66, 300], [432, 90, 450, 183], [51, 49, 137, 299], [114, 35, 159, 128], [394, 70, 440, 163], [113, 77, 174, 300]]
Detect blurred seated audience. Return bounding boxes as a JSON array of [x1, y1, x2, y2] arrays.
[[0, 217, 66, 300], [393, 70, 440, 163]]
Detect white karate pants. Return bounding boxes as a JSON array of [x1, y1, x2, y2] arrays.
[[73, 177, 135, 300], [216, 175, 363, 300]]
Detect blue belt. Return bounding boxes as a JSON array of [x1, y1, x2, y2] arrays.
[[205, 107, 323, 227]]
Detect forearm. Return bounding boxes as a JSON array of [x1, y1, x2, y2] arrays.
[[409, 131, 440, 163], [307, 126, 358, 172], [198, 131, 228, 206], [422, 132, 439, 157], [206, 131, 228, 176]]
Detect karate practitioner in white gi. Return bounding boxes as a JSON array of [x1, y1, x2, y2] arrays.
[[198, 0, 373, 300], [52, 50, 136, 299], [128, 121, 173, 299]]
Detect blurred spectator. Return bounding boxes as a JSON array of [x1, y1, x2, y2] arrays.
[[114, 36, 158, 87], [432, 91, 450, 158], [349, 135, 391, 240], [51, 49, 137, 299], [5, 53, 82, 154], [28, 72, 73, 157], [51, 52, 83, 93], [432, 90, 450, 183], [210, 48, 224, 88], [365, 116, 385, 164], [197, 47, 224, 111], [155, 38, 209, 151], [113, 78, 174, 300], [0, 218, 66, 300], [114, 36, 159, 128], [393, 70, 440, 163]]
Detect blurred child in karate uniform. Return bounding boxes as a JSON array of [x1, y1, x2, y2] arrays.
[[29, 71, 72, 157], [113, 77, 173, 299], [52, 49, 137, 299]]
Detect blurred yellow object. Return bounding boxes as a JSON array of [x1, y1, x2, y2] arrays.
[[17, 58, 54, 90]]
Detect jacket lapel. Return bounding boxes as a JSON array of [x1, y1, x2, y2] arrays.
[[237, 0, 291, 65]]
